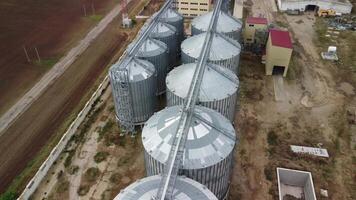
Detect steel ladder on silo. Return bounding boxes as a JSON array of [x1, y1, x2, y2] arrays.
[[117, 68, 135, 135]]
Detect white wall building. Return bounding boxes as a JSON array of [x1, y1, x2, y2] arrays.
[[277, 0, 353, 14]]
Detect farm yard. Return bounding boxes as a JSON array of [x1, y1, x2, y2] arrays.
[[0, 0, 355, 199]]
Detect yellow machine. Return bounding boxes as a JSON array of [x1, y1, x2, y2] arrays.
[[318, 9, 336, 17]]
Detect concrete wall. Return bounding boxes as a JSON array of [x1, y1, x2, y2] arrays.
[[18, 76, 110, 200], [265, 34, 292, 77], [278, 0, 353, 14], [304, 177, 317, 200], [277, 168, 317, 200], [233, 0, 244, 19]]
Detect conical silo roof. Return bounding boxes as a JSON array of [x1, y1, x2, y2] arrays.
[[142, 105, 236, 170], [151, 22, 176, 38], [192, 11, 242, 34], [166, 63, 239, 102], [110, 58, 155, 82], [181, 32, 241, 62], [114, 175, 218, 200]]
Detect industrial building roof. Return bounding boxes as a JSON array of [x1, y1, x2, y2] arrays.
[[110, 58, 155, 82], [246, 17, 268, 25], [192, 11, 242, 33], [114, 175, 218, 200], [270, 29, 293, 49], [181, 32, 241, 61], [166, 63, 239, 101], [142, 106, 236, 169]]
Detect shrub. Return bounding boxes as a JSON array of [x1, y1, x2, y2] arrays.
[[267, 131, 279, 146], [77, 185, 90, 196], [84, 167, 100, 182], [94, 152, 109, 163]]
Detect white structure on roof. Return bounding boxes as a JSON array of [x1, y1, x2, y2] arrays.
[[277, 168, 317, 200], [290, 145, 329, 157], [277, 0, 353, 14]]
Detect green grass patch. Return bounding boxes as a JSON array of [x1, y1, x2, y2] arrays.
[[33, 58, 59, 69], [267, 131, 279, 146], [89, 15, 103, 22], [94, 151, 109, 163], [98, 120, 115, 142], [84, 167, 100, 182], [0, 190, 17, 200]]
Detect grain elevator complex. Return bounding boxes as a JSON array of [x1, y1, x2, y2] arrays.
[[109, 0, 242, 199]]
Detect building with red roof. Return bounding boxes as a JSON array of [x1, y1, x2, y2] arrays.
[[243, 16, 269, 45], [246, 17, 268, 25], [265, 29, 293, 77]]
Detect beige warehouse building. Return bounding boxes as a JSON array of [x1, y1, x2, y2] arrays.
[[243, 17, 268, 44], [265, 29, 293, 77], [176, 0, 212, 17]]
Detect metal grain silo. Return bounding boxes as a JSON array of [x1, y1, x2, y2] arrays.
[[161, 8, 184, 43], [166, 63, 239, 122], [109, 57, 156, 125], [192, 11, 242, 41], [114, 175, 218, 200], [151, 22, 178, 68], [130, 38, 169, 95], [181, 32, 241, 74], [142, 106, 237, 200]]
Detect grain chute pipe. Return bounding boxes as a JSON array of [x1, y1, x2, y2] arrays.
[[153, 0, 224, 199]]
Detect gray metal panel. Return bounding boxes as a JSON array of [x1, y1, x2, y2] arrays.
[[142, 106, 237, 200], [181, 32, 241, 74], [110, 58, 157, 124], [114, 175, 218, 200], [151, 22, 178, 69], [131, 38, 169, 94], [166, 63, 239, 122], [191, 11, 242, 41], [161, 8, 184, 43]]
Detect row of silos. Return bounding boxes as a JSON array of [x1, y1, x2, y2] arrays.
[[112, 9, 243, 200], [110, 8, 184, 125]]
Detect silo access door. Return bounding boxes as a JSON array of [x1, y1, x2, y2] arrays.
[[272, 65, 285, 76]]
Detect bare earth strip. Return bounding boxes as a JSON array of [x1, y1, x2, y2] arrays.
[[0, 3, 125, 135]]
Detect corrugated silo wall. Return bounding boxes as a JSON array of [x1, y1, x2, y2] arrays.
[[181, 52, 240, 75], [129, 74, 157, 124], [144, 150, 234, 200], [166, 89, 237, 122], [166, 19, 184, 44], [110, 72, 157, 125], [152, 31, 178, 70], [139, 51, 169, 95]]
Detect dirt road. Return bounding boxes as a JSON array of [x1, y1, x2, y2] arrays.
[[0, 2, 130, 135]]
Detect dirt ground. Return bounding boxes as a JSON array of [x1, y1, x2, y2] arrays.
[[0, 0, 148, 194], [32, 90, 145, 200], [0, 0, 119, 116], [229, 1, 355, 199]]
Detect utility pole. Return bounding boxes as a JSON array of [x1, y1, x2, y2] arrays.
[[34, 47, 41, 63], [91, 3, 96, 15], [83, 5, 87, 16], [23, 46, 31, 63]]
